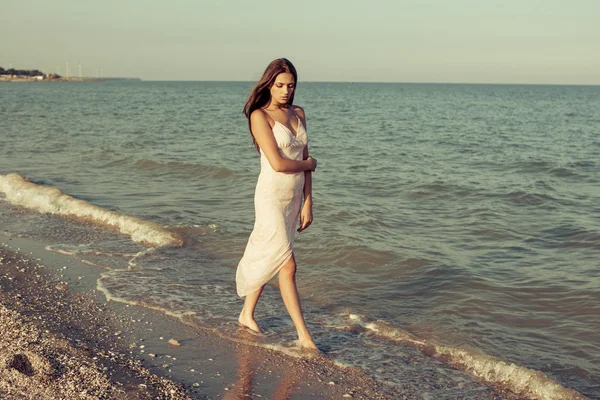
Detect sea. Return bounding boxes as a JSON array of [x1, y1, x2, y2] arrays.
[[1, 81, 598, 399]]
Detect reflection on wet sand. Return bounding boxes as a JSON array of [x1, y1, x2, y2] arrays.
[[222, 331, 299, 400]]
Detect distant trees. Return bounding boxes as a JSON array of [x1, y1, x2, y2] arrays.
[[0, 67, 45, 77], [0, 66, 66, 80]]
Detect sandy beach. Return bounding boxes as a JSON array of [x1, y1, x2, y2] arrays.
[[1, 234, 511, 400], [0, 238, 190, 399]]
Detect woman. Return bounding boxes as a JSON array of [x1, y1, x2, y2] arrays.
[[236, 58, 318, 350]]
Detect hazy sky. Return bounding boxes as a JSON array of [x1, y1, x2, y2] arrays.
[[1, 0, 599, 84]]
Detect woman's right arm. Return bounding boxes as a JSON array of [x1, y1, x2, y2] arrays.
[[250, 110, 316, 173]]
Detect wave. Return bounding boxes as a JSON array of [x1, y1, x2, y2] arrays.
[[547, 167, 580, 178], [493, 190, 557, 207], [0, 174, 184, 247], [343, 314, 585, 400], [44, 244, 155, 271], [45, 243, 140, 259], [171, 223, 220, 237], [96, 278, 197, 320], [133, 159, 233, 179]]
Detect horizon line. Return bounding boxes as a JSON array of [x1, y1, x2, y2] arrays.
[[140, 79, 600, 87]]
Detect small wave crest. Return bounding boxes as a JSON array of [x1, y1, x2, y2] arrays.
[[96, 278, 198, 320], [171, 223, 220, 237], [45, 243, 140, 258], [0, 174, 184, 247], [496, 190, 557, 207], [134, 159, 233, 179], [342, 314, 585, 400]]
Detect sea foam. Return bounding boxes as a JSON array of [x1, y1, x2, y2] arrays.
[[347, 315, 586, 400], [0, 173, 183, 247]]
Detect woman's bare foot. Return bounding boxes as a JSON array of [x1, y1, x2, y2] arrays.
[[238, 312, 261, 333], [298, 337, 319, 352]]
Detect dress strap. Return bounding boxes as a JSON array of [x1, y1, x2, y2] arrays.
[[263, 107, 301, 129], [262, 108, 277, 126]]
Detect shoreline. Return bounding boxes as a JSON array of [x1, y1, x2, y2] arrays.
[[0, 77, 141, 83], [0, 234, 441, 399]]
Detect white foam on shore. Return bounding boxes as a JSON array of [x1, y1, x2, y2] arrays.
[[345, 315, 585, 400], [127, 247, 156, 271], [96, 277, 197, 320], [45, 244, 140, 259], [0, 174, 183, 247]]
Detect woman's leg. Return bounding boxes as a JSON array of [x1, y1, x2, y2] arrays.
[[278, 255, 318, 350], [239, 285, 264, 333]]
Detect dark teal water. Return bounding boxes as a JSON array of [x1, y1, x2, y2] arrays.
[[1, 81, 599, 398]]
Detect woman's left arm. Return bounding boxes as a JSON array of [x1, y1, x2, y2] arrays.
[[298, 144, 313, 232], [296, 106, 313, 232]]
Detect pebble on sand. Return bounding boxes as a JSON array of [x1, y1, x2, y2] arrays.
[[168, 338, 181, 347]]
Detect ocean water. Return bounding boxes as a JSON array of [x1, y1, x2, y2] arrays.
[[1, 81, 599, 398]]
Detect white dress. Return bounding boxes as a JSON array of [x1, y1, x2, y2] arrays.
[[236, 114, 308, 297]]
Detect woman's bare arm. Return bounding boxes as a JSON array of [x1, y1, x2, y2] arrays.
[[293, 106, 313, 204], [302, 145, 313, 204], [295, 106, 313, 232]]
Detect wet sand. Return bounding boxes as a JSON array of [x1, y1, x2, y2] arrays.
[[0, 235, 521, 399]]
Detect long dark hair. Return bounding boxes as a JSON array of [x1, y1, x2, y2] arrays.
[[243, 58, 298, 152]]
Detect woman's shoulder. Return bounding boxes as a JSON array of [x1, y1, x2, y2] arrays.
[[290, 105, 306, 120], [250, 108, 269, 122]]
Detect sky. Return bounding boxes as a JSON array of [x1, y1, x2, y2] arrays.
[[1, 0, 599, 84]]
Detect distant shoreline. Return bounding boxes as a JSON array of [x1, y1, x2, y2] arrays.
[[0, 77, 141, 83]]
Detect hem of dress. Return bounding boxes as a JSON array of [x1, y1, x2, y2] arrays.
[[237, 249, 293, 298]]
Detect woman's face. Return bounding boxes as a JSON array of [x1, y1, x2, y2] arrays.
[[269, 72, 295, 105]]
